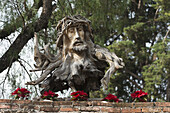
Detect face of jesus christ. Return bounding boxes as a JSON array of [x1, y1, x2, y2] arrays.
[[66, 25, 88, 52]]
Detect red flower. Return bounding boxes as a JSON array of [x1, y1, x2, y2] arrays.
[[71, 91, 88, 101], [131, 90, 148, 98], [11, 88, 20, 95], [11, 87, 30, 99], [43, 91, 49, 97], [131, 90, 148, 102], [41, 90, 58, 101], [102, 94, 120, 102]]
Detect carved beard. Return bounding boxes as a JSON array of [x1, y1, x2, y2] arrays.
[[72, 44, 88, 52], [42, 52, 104, 93]]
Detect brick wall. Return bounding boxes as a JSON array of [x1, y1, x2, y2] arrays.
[[0, 99, 170, 113]]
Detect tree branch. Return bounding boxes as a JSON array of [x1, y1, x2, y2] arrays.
[[138, 0, 141, 9], [67, 0, 73, 14], [13, 0, 26, 28], [0, 0, 43, 40], [163, 29, 170, 43], [19, 58, 39, 78], [17, 59, 39, 96], [153, 6, 160, 25], [0, 0, 53, 73], [0, 56, 13, 98], [125, 69, 143, 80], [58, 0, 66, 15]]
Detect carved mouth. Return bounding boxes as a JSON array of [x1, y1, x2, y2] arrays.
[[74, 41, 83, 46]]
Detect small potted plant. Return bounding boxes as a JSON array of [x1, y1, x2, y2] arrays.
[[102, 93, 120, 102], [71, 91, 88, 101], [41, 90, 58, 101], [11, 87, 30, 100], [131, 90, 148, 102]]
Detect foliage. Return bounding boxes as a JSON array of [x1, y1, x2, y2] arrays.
[[89, 90, 106, 98], [102, 94, 120, 102], [105, 0, 170, 102], [131, 90, 148, 102], [11, 87, 30, 100], [71, 91, 88, 101], [41, 90, 58, 101], [142, 39, 170, 100]]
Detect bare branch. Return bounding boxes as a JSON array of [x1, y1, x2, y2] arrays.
[[0, 0, 43, 40], [0, 56, 13, 98], [19, 58, 39, 78], [154, 6, 160, 20], [14, 0, 26, 27], [17, 60, 33, 81], [58, 0, 66, 15], [138, 0, 141, 9], [153, 6, 160, 25], [131, 0, 137, 5], [125, 69, 143, 80], [163, 29, 170, 43], [17, 59, 39, 96], [67, 0, 73, 14], [0, 0, 53, 73], [24, 0, 28, 12]]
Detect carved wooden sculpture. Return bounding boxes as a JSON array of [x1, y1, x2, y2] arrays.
[[26, 15, 124, 94]]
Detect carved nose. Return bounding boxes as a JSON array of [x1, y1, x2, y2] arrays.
[[75, 30, 80, 40], [75, 36, 80, 40]]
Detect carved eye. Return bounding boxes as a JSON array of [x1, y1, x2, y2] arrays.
[[78, 27, 83, 32], [68, 28, 74, 33]]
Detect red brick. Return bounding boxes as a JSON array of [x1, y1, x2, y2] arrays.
[[80, 107, 92, 111], [1, 100, 170, 113], [19, 104, 37, 109], [53, 101, 60, 106], [134, 102, 154, 107], [80, 106, 100, 112], [112, 103, 133, 107], [122, 108, 141, 113], [40, 107, 60, 112], [93, 101, 112, 106], [0, 104, 11, 109], [101, 107, 121, 112], [59, 101, 72, 105], [60, 107, 78, 112], [11, 100, 32, 104], [92, 107, 100, 111], [0, 104, 18, 109], [163, 107, 170, 112], [73, 101, 93, 106], [155, 102, 170, 107], [0, 99, 12, 103], [142, 108, 162, 112], [33, 100, 53, 106], [53, 101, 72, 106]]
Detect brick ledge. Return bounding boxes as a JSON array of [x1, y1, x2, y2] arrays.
[[0, 99, 170, 112]]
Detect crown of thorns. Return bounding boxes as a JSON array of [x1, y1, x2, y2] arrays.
[[56, 15, 93, 48]]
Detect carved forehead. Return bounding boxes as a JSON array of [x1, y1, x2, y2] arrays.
[[67, 24, 84, 30]]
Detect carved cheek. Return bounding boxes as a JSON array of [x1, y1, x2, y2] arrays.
[[67, 32, 74, 41], [79, 31, 85, 40], [67, 28, 75, 40]]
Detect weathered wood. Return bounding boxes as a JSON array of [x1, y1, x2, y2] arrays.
[[27, 15, 124, 94]]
